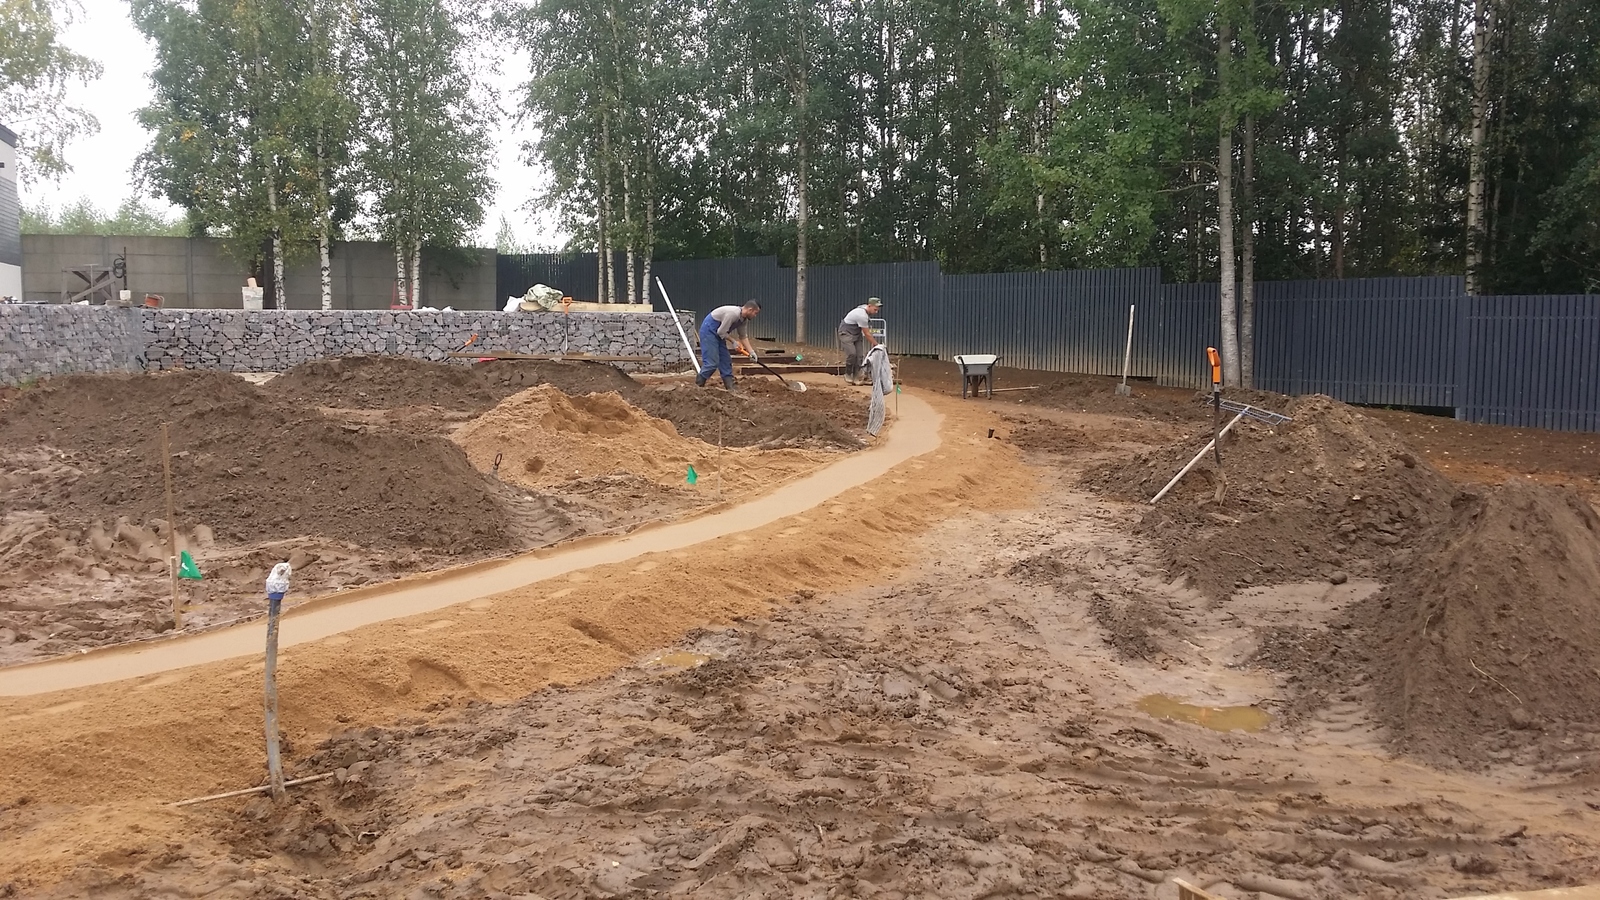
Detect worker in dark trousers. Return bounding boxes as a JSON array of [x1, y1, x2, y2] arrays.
[[837, 297, 882, 384], [696, 300, 761, 391]]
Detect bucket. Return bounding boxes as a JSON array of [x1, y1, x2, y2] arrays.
[[143, 293, 164, 308]]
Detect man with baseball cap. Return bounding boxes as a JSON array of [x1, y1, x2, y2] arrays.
[[837, 297, 882, 385]]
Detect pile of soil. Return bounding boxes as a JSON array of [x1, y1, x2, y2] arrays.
[[632, 381, 865, 450], [0, 371, 515, 554], [267, 356, 509, 413], [1082, 395, 1456, 597], [273, 356, 864, 450], [1293, 482, 1600, 768], [452, 386, 829, 495]]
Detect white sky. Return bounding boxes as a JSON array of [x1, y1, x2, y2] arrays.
[[18, 1, 570, 251]]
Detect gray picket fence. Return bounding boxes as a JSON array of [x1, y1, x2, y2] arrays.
[[499, 254, 1600, 433]]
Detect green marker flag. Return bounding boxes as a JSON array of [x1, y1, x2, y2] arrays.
[[178, 550, 203, 580], [686, 465, 698, 485], [895, 383, 902, 394]]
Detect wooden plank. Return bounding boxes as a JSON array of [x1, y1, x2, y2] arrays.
[[447, 353, 654, 362], [1173, 878, 1227, 900]]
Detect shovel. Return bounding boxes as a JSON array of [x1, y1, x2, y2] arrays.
[[742, 350, 807, 392], [1207, 346, 1226, 503]]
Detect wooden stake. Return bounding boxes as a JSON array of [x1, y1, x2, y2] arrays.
[[717, 412, 724, 500], [160, 423, 181, 630], [264, 591, 286, 799], [170, 772, 335, 808]]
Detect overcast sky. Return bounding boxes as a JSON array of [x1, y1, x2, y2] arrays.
[[20, 0, 569, 250]]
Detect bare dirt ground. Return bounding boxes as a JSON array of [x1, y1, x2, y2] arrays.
[[5, 361, 1600, 899], [0, 360, 870, 666]]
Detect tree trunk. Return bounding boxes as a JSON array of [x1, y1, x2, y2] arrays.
[[394, 242, 407, 308], [600, 114, 616, 303], [1217, 18, 1241, 387], [319, 229, 332, 312], [409, 245, 421, 310], [265, 168, 285, 310], [317, 129, 332, 311], [1241, 113, 1257, 389], [621, 158, 637, 306], [794, 2, 810, 343], [1466, 0, 1496, 295], [640, 166, 655, 306]]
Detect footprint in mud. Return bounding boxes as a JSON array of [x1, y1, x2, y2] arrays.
[[322, 635, 352, 646], [567, 572, 592, 583], [632, 560, 660, 573], [407, 620, 455, 635], [400, 658, 471, 696], [466, 598, 494, 612], [4, 699, 87, 722], [130, 672, 188, 693], [546, 588, 575, 601]]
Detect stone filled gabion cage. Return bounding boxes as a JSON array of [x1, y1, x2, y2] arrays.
[[0, 306, 696, 385]]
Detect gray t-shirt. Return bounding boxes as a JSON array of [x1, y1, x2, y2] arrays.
[[839, 305, 873, 337], [708, 305, 749, 338]]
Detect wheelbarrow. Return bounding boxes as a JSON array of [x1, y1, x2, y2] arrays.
[[953, 354, 999, 399]]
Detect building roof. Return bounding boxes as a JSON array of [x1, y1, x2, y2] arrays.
[[0, 123, 15, 149]]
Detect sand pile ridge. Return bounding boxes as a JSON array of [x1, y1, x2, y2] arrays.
[[452, 385, 833, 496]]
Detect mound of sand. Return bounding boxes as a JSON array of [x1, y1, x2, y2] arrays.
[[1083, 395, 1456, 596], [452, 385, 831, 496], [1365, 481, 1600, 766], [0, 371, 515, 553]]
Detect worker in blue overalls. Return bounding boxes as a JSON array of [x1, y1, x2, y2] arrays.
[[695, 300, 761, 391]]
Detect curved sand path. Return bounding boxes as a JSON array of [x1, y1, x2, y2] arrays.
[[1, 392, 1036, 888], [0, 394, 942, 697]]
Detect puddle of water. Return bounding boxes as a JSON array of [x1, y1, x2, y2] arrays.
[[0, 396, 940, 698], [1136, 694, 1270, 732], [642, 651, 711, 669]]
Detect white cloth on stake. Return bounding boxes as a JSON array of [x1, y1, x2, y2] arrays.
[[866, 344, 893, 436]]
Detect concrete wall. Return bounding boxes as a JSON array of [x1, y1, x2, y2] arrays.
[[0, 126, 19, 300], [0, 304, 694, 385], [20, 235, 497, 310]]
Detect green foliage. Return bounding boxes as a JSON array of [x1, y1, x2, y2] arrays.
[[21, 196, 188, 236], [0, 0, 102, 182], [350, 0, 493, 258], [503, 0, 1599, 292]]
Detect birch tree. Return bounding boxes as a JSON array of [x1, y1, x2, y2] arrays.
[[352, 0, 492, 308], [134, 0, 317, 305]]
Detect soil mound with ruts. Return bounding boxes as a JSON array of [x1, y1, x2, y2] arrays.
[[1082, 394, 1456, 597]]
